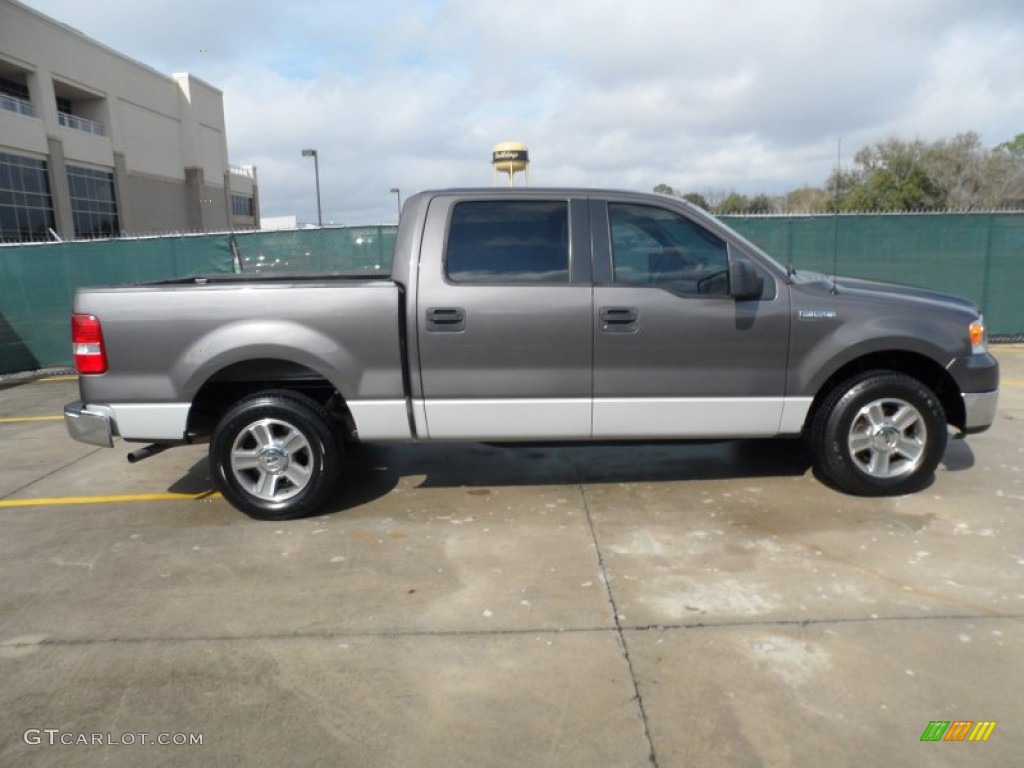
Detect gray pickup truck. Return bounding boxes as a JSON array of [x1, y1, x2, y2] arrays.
[[65, 188, 999, 519]]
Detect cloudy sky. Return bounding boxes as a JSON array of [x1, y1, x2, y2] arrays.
[[22, 0, 1024, 224]]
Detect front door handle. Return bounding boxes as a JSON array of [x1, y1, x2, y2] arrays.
[[600, 307, 638, 332], [426, 307, 466, 332]]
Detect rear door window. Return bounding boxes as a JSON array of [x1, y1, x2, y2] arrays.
[[446, 200, 569, 284]]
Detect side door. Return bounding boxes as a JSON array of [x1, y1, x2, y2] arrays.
[[591, 198, 794, 438], [415, 195, 593, 439]]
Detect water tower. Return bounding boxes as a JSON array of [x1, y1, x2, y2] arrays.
[[492, 141, 529, 186]]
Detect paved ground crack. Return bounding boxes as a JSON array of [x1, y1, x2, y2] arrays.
[[0, 446, 103, 501], [576, 482, 659, 768], [3, 611, 1020, 650]]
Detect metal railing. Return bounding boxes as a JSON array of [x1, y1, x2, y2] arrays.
[[58, 111, 106, 136], [0, 93, 36, 118]]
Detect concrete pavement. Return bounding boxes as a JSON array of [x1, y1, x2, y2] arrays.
[[1, 351, 1022, 766]]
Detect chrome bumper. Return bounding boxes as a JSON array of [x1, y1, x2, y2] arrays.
[[64, 401, 115, 448], [961, 389, 999, 434]]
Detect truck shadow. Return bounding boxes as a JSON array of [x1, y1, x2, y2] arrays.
[[329, 439, 813, 512], [168, 435, 975, 518], [939, 437, 975, 471]]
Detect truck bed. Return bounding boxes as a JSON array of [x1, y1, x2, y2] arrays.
[[72, 277, 409, 443]]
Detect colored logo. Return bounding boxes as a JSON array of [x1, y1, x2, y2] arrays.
[[920, 721, 996, 742]]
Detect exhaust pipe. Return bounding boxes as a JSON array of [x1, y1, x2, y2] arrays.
[[126, 443, 171, 463]]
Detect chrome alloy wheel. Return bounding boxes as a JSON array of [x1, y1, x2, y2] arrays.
[[846, 397, 927, 479], [229, 418, 314, 502]]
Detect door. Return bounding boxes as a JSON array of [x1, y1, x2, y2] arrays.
[[416, 196, 593, 439], [591, 199, 792, 438]]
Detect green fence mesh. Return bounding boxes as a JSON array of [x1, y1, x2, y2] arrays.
[[232, 226, 396, 274], [1, 215, 1021, 375], [982, 215, 1024, 341]]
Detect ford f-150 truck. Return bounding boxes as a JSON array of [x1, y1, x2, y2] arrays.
[[65, 188, 999, 519]]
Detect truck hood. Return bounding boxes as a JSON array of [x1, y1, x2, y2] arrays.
[[797, 272, 980, 315]]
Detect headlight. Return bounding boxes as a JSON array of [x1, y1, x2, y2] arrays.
[[969, 316, 987, 354]]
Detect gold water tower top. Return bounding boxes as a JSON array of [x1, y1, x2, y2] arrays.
[[492, 141, 529, 186]]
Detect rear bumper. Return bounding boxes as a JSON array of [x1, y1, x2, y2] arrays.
[[961, 389, 999, 435], [64, 401, 190, 444], [64, 401, 115, 448]]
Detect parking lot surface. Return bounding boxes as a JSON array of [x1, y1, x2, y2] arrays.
[[1, 350, 1022, 767]]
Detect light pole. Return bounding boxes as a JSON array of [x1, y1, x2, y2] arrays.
[[390, 187, 401, 222], [301, 149, 322, 227]]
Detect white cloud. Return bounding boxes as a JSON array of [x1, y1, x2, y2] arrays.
[[894, 21, 1024, 143], [19, 0, 1024, 221]]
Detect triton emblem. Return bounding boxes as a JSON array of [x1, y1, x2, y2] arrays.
[[798, 310, 838, 320]]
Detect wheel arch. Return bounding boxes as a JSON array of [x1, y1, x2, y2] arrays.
[[805, 350, 965, 433], [186, 358, 355, 439]]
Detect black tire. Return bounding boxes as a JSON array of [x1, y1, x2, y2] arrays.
[[811, 371, 947, 496], [210, 390, 341, 520]]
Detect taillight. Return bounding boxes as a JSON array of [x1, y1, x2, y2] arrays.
[[71, 313, 108, 374]]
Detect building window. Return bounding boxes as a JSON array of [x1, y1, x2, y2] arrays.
[[231, 194, 254, 217], [0, 77, 30, 101], [67, 166, 119, 238], [0, 76, 35, 116], [0, 152, 56, 243]]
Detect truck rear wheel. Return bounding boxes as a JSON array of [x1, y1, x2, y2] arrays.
[[811, 371, 947, 496], [210, 390, 341, 520]]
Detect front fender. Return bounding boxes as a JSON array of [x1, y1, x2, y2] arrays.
[[789, 313, 964, 397]]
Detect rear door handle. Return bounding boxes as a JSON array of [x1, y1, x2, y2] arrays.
[[600, 307, 638, 332], [426, 307, 466, 332]]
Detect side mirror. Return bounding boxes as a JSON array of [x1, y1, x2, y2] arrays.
[[730, 260, 764, 300]]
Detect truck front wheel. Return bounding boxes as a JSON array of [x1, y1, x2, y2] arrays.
[[210, 390, 341, 520], [811, 371, 947, 496]]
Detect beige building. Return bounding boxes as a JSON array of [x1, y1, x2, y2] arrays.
[[0, 0, 258, 242]]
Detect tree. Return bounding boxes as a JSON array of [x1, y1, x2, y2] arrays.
[[824, 132, 1024, 211], [747, 194, 776, 213], [653, 131, 1022, 214], [992, 132, 1024, 208], [681, 192, 710, 210], [715, 192, 751, 215], [925, 133, 993, 209], [784, 186, 832, 213], [830, 137, 945, 211], [995, 132, 1024, 158]]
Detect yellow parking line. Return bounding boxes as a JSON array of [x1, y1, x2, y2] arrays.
[[36, 375, 78, 382], [0, 492, 221, 508], [0, 415, 64, 423], [1004, 380, 1024, 387]]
